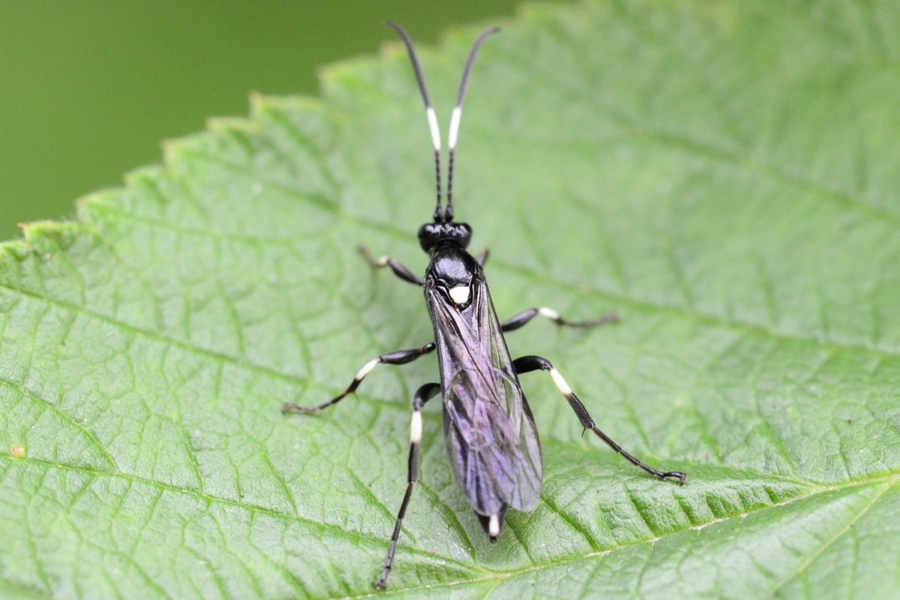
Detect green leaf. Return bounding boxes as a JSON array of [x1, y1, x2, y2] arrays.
[[3, 1, 900, 597]]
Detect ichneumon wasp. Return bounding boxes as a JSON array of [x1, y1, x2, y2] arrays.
[[283, 22, 687, 590]]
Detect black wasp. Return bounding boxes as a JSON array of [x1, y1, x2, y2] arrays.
[[283, 22, 687, 590]]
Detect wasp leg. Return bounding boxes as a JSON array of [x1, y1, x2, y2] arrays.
[[359, 245, 422, 286], [474, 248, 489, 266], [373, 382, 441, 590], [512, 355, 686, 485], [500, 307, 618, 333], [282, 343, 436, 415]]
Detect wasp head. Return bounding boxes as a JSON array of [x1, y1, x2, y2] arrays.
[[418, 222, 472, 253]]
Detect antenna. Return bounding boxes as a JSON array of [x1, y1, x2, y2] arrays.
[[386, 22, 500, 223], [446, 26, 500, 223], [386, 21, 443, 222]]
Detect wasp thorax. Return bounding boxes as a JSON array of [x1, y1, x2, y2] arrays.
[[426, 245, 478, 307], [418, 222, 472, 253]]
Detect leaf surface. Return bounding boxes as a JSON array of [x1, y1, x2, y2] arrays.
[[2, 1, 900, 598]]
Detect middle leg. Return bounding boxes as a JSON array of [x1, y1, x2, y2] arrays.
[[501, 307, 619, 333], [282, 343, 435, 415]]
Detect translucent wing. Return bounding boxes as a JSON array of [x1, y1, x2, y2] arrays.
[[425, 266, 543, 516]]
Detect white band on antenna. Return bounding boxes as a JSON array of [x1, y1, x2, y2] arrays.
[[426, 107, 442, 151], [448, 106, 462, 150]]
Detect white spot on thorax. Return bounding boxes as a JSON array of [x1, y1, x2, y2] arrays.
[[449, 286, 470, 305]]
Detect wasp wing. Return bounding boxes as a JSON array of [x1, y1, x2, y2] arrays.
[[426, 270, 543, 516]]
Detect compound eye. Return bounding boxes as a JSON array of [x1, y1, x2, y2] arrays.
[[418, 223, 440, 252], [454, 223, 473, 249]]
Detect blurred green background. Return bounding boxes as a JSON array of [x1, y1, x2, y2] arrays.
[[0, 0, 539, 241]]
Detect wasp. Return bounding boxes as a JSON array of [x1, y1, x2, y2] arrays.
[[283, 22, 686, 590]]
